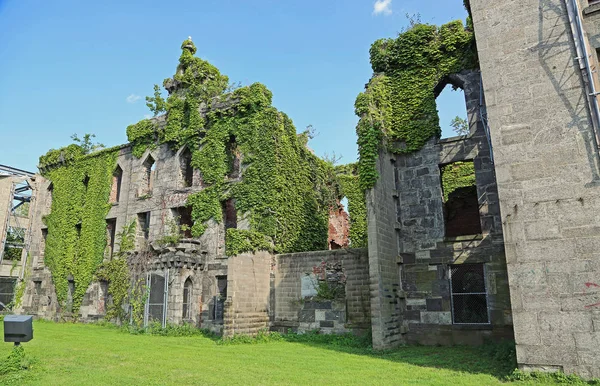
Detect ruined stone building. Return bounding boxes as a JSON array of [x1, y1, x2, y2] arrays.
[[5, 0, 600, 379]]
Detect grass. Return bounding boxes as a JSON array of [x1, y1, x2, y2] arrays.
[[0, 320, 594, 385]]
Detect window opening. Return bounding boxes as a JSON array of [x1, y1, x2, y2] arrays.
[[0, 278, 16, 311], [440, 161, 481, 237], [435, 83, 469, 139], [3, 226, 25, 261], [106, 219, 117, 258], [138, 212, 151, 242], [110, 166, 123, 203], [172, 207, 193, 238], [450, 264, 489, 324], [180, 148, 194, 187], [145, 270, 169, 327], [142, 155, 155, 194], [214, 276, 227, 321], [222, 199, 237, 230], [226, 135, 240, 179], [183, 278, 193, 320]]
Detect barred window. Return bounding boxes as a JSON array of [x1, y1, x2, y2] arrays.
[[450, 264, 489, 324], [0, 278, 16, 311]]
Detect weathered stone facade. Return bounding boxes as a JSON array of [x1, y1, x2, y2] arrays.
[[367, 70, 513, 349], [470, 0, 600, 378]]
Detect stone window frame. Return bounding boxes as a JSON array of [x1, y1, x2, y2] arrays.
[[139, 154, 156, 197], [182, 277, 193, 321], [176, 146, 194, 188], [433, 73, 473, 140], [110, 164, 123, 204]]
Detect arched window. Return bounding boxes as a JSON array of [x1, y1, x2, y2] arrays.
[[179, 147, 193, 187], [110, 165, 123, 203], [182, 278, 193, 320]]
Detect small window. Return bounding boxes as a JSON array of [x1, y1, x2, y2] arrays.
[[83, 175, 90, 189], [148, 273, 166, 323], [40, 228, 48, 258], [450, 264, 489, 324], [214, 276, 227, 321], [75, 223, 82, 238], [138, 212, 151, 241], [222, 199, 237, 230], [106, 219, 117, 258], [179, 148, 194, 188], [440, 161, 481, 237], [3, 226, 25, 260], [34, 280, 42, 296], [110, 166, 123, 203], [0, 278, 16, 311], [182, 278, 193, 320], [142, 155, 156, 194], [172, 207, 193, 238], [226, 135, 240, 179]]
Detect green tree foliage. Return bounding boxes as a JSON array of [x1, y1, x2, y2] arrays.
[[450, 116, 469, 136], [71, 133, 105, 154]]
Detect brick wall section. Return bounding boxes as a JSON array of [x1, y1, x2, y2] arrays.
[[471, 0, 600, 378], [367, 150, 404, 349], [272, 248, 370, 333], [223, 251, 271, 337]]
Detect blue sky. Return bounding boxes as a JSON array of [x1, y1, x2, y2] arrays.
[[0, 0, 468, 172]]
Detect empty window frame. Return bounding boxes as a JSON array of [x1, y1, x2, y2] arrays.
[[214, 275, 227, 321], [226, 135, 240, 179], [179, 148, 194, 188], [182, 278, 193, 320], [450, 264, 490, 324], [146, 270, 169, 327], [3, 226, 25, 260], [142, 155, 156, 194], [0, 278, 16, 311], [138, 212, 151, 241], [106, 218, 117, 258], [440, 161, 482, 237], [110, 166, 123, 203], [222, 199, 237, 230], [172, 207, 193, 238]]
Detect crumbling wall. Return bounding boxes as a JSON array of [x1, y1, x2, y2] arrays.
[[272, 248, 370, 334], [471, 0, 600, 378]]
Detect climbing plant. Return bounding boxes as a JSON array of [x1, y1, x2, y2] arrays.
[[355, 16, 477, 189], [335, 163, 367, 248], [127, 39, 340, 255], [440, 161, 476, 201], [39, 145, 118, 311], [95, 220, 136, 321]]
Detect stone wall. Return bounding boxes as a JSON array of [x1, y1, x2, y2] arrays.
[[272, 248, 370, 335], [471, 0, 600, 378], [367, 70, 513, 347], [223, 251, 271, 337]]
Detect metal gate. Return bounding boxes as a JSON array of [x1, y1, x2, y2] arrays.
[[144, 269, 169, 328]]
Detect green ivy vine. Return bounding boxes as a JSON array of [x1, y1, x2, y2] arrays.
[[39, 146, 119, 311], [440, 161, 476, 201], [127, 39, 340, 255], [355, 17, 477, 189], [335, 163, 367, 248]]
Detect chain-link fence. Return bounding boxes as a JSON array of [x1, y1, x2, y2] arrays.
[[450, 264, 489, 324]]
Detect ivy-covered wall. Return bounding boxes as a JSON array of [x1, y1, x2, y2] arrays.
[[126, 39, 341, 255], [39, 147, 118, 311], [355, 15, 477, 189], [334, 163, 367, 248]]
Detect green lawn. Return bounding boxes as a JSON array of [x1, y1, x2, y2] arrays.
[[0, 321, 579, 385]]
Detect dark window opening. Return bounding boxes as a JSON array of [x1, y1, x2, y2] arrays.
[[106, 219, 117, 258], [183, 278, 193, 320], [450, 264, 489, 324], [173, 207, 193, 238], [148, 273, 166, 323], [222, 199, 237, 230], [138, 212, 150, 241], [41, 228, 48, 257], [180, 148, 194, 187], [0, 278, 16, 311], [75, 223, 82, 238], [226, 135, 240, 179], [142, 156, 155, 193], [213, 275, 227, 321], [67, 279, 75, 311], [3, 226, 25, 260], [111, 166, 123, 203], [440, 161, 481, 238], [34, 280, 42, 295], [83, 175, 90, 189]]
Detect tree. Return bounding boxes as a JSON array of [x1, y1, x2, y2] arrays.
[[71, 133, 105, 154], [450, 116, 469, 136], [145, 84, 167, 116]]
